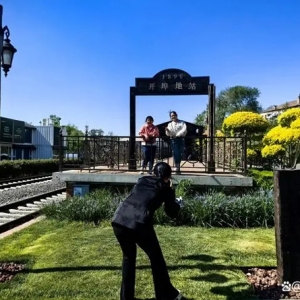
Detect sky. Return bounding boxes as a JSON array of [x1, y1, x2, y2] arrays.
[[0, 0, 299, 135]]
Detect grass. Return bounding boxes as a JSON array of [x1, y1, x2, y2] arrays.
[[0, 219, 276, 300]]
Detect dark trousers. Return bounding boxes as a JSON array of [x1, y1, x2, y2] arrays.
[[142, 145, 156, 170], [170, 139, 184, 166], [112, 224, 179, 300]]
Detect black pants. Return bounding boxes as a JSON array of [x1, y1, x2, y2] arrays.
[[142, 145, 156, 170], [112, 224, 179, 300]]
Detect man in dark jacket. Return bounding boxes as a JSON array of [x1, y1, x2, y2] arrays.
[[112, 162, 184, 300]]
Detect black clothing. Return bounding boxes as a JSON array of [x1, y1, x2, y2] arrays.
[[112, 176, 180, 230], [112, 176, 181, 300]]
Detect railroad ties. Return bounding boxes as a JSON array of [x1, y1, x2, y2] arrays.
[[0, 190, 66, 233]]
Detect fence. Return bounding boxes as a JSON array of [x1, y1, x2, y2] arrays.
[[59, 135, 248, 174]]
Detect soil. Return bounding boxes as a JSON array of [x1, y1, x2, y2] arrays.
[[0, 262, 25, 283], [244, 267, 300, 299]]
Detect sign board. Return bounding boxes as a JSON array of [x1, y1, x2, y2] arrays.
[[0, 117, 13, 143], [13, 120, 25, 143], [73, 185, 90, 197], [135, 68, 210, 95]]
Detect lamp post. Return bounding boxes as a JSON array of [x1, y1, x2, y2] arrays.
[[0, 5, 17, 116]]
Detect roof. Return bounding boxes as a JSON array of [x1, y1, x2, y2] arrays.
[[263, 98, 300, 113], [25, 122, 36, 129]]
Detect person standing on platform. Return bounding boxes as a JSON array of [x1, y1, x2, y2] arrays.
[[165, 111, 187, 173], [139, 116, 160, 174]]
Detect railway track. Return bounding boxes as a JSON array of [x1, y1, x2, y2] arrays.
[[0, 175, 52, 191], [0, 188, 66, 234]]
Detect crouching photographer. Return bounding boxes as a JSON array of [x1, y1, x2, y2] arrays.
[[111, 162, 185, 300]]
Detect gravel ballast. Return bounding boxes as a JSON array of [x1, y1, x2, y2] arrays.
[[0, 179, 65, 206]]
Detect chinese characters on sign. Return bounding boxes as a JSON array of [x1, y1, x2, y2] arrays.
[[148, 81, 197, 91], [135, 69, 210, 95]]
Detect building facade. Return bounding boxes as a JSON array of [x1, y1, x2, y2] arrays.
[[0, 116, 66, 160], [260, 95, 300, 120]]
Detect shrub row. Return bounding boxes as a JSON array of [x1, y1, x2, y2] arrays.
[[0, 159, 59, 179], [42, 188, 274, 228]]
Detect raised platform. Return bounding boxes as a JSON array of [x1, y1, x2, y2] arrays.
[[53, 168, 253, 188]]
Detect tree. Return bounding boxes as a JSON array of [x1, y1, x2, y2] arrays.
[[89, 128, 104, 136], [65, 124, 85, 154], [204, 86, 262, 129], [262, 108, 300, 168], [222, 111, 269, 135], [194, 110, 207, 127], [49, 115, 61, 126]]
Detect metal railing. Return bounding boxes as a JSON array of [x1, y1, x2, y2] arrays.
[[58, 135, 248, 174]]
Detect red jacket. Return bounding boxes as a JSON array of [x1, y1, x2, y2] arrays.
[[139, 124, 159, 145]]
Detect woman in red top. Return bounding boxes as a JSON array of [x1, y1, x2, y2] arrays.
[[139, 116, 160, 174]]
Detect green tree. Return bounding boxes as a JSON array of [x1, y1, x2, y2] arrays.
[[49, 115, 62, 126], [65, 124, 85, 153], [197, 86, 262, 130], [89, 128, 104, 136], [194, 109, 207, 127]]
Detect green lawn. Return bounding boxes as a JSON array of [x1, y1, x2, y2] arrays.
[[0, 220, 276, 300]]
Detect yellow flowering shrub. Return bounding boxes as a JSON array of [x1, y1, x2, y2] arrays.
[[291, 118, 300, 129], [261, 145, 285, 158], [263, 126, 300, 145], [222, 111, 269, 135], [247, 149, 257, 159], [278, 107, 300, 127]]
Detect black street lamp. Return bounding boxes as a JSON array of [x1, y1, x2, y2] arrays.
[[1, 25, 17, 77], [0, 5, 17, 116], [0, 6, 17, 77]]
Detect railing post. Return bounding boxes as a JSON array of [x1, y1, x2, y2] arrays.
[[207, 84, 216, 172], [84, 126, 89, 166], [58, 128, 63, 172], [243, 130, 248, 174]]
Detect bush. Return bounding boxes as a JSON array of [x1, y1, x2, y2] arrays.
[[44, 187, 274, 228], [291, 118, 300, 129], [222, 111, 269, 135], [278, 107, 300, 127], [261, 145, 285, 158], [263, 126, 300, 145], [43, 189, 123, 224], [0, 159, 59, 179], [248, 169, 274, 189]]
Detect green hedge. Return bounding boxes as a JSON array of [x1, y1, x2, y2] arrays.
[[0, 159, 59, 179]]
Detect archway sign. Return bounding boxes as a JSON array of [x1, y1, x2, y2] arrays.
[[129, 68, 216, 172]]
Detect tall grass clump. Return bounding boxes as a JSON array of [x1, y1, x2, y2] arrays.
[[154, 189, 274, 228], [43, 185, 274, 228], [43, 188, 122, 224]]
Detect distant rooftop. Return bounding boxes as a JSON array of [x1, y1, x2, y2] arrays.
[[262, 95, 300, 113]]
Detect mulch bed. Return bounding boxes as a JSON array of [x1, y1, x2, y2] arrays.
[[0, 262, 25, 283], [243, 267, 300, 299]]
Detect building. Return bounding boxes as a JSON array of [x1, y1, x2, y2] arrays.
[[261, 95, 300, 119], [0, 116, 67, 160]]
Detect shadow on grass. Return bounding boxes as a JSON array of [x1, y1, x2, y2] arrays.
[[180, 253, 216, 262], [210, 283, 258, 300], [20, 263, 239, 273]]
